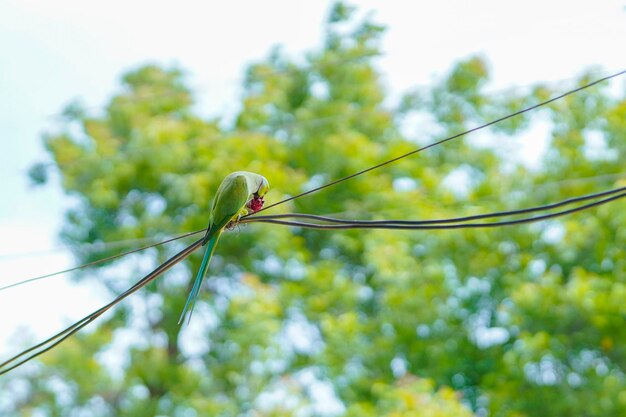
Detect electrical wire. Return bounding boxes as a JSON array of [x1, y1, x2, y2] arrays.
[[3, 186, 623, 293], [0, 238, 203, 376], [0, 236, 180, 260], [2, 70, 625, 376], [241, 186, 626, 226], [2, 188, 624, 375], [0, 229, 205, 292], [45, 63, 619, 122], [248, 69, 626, 216], [249, 192, 626, 230], [41, 69, 624, 177]]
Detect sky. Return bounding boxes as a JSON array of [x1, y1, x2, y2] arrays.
[[0, 0, 625, 356]]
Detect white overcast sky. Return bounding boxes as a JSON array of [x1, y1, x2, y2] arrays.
[[0, 0, 625, 353]]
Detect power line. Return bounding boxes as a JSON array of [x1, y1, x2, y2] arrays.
[[248, 69, 626, 216], [0, 236, 178, 260], [40, 66, 623, 177], [2, 186, 624, 375], [0, 229, 205, 292], [4, 184, 624, 292], [0, 238, 204, 376], [5, 63, 625, 292], [44, 64, 621, 122], [2, 70, 625, 375], [248, 192, 626, 230], [242, 186, 626, 226]]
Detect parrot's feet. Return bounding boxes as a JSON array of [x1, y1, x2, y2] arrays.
[[227, 206, 250, 230]]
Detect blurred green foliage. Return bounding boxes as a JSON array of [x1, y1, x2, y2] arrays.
[[4, 2, 626, 416]]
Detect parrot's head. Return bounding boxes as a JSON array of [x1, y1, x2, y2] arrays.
[[249, 176, 269, 213], [255, 176, 270, 198]]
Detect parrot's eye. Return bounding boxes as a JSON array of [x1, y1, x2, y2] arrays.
[[255, 180, 269, 197]]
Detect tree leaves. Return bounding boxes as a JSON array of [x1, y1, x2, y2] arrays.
[[6, 2, 625, 416]]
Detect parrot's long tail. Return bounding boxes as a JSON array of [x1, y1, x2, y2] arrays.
[[178, 231, 221, 325]]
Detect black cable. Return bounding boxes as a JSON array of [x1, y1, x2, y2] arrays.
[[250, 192, 626, 230], [5, 187, 624, 292], [3, 70, 625, 376], [0, 229, 206, 292], [2, 192, 624, 375], [241, 186, 626, 226], [0, 238, 203, 376], [17, 70, 622, 291], [248, 69, 626, 216]]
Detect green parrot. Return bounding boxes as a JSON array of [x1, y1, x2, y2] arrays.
[[179, 171, 270, 324]]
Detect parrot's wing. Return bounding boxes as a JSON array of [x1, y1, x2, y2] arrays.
[[212, 173, 254, 223]]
